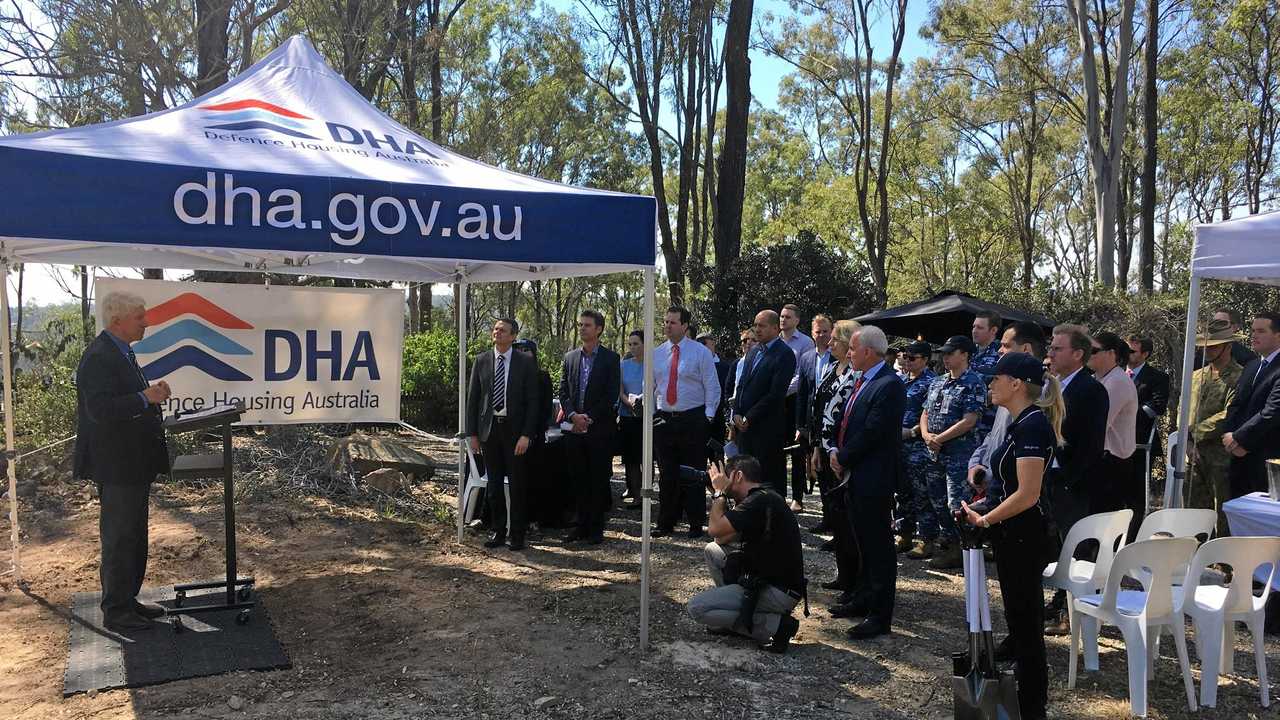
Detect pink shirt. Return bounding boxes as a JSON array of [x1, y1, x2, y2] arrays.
[[1098, 366, 1137, 459]]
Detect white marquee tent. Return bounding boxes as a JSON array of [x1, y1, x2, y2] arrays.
[[1169, 210, 1280, 507], [0, 36, 665, 646]]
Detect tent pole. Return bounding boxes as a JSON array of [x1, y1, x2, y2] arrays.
[[1168, 272, 1201, 510], [456, 279, 469, 544], [1, 259, 20, 581], [639, 268, 655, 651]]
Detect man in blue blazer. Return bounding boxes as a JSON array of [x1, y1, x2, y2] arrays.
[[1223, 311, 1280, 498], [733, 310, 797, 495], [559, 309, 622, 544], [829, 324, 906, 639]]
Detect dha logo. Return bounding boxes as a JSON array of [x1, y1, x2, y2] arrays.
[[200, 97, 442, 159], [136, 293, 254, 381], [201, 98, 318, 140]]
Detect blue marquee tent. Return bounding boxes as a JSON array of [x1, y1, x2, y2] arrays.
[[0, 36, 663, 646]]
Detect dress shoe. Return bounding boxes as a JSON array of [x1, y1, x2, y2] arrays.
[[819, 539, 836, 552], [835, 589, 859, 605], [928, 541, 963, 570], [650, 526, 674, 538], [507, 534, 526, 551], [821, 578, 849, 591], [829, 601, 869, 619], [104, 612, 153, 632], [907, 538, 937, 560], [763, 614, 800, 654], [686, 527, 706, 540], [134, 600, 166, 618], [483, 532, 508, 548], [845, 618, 890, 639]]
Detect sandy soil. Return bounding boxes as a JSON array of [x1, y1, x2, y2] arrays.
[[1, 429, 1276, 720]]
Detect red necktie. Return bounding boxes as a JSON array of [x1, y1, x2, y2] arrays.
[[836, 375, 865, 448], [666, 343, 680, 407]]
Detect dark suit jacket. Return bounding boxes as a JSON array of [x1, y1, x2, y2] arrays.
[[1132, 364, 1170, 454], [833, 363, 906, 497], [466, 347, 539, 443], [73, 331, 169, 485], [734, 337, 797, 446], [559, 345, 621, 437], [1225, 355, 1280, 458], [1056, 370, 1109, 491], [795, 347, 830, 434]]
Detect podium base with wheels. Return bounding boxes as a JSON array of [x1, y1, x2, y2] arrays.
[[163, 403, 255, 625]]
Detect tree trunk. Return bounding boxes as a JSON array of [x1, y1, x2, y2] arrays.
[[80, 267, 91, 343], [195, 0, 233, 95], [1139, 0, 1157, 293], [714, 0, 754, 315]]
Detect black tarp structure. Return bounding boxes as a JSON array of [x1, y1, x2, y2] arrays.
[[854, 290, 1056, 343]]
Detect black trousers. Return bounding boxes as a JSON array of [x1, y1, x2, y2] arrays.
[[819, 461, 859, 584], [784, 395, 806, 502], [739, 425, 786, 496], [849, 492, 895, 627], [99, 481, 151, 619], [993, 512, 1049, 719], [563, 430, 614, 536], [655, 409, 708, 530], [483, 418, 529, 536]]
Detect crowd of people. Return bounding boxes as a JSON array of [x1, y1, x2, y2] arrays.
[[461, 303, 1280, 720]]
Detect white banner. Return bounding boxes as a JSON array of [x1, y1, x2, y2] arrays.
[[95, 278, 403, 424]]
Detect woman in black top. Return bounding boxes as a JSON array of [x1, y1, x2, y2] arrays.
[[960, 352, 1065, 720], [811, 320, 858, 594]]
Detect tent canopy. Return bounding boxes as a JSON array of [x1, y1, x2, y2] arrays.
[[853, 290, 1056, 344], [1193, 210, 1280, 284], [0, 35, 656, 282]]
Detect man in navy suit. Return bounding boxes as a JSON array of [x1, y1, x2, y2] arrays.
[[559, 309, 622, 545], [1223, 311, 1280, 498], [733, 310, 797, 495], [1043, 324, 1109, 630], [829, 325, 906, 639], [74, 291, 172, 632]]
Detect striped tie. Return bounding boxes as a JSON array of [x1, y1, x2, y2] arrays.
[[493, 353, 506, 412]]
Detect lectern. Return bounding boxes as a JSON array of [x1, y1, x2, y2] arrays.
[[163, 402, 255, 625]]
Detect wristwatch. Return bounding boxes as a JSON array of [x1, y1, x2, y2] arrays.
[[711, 491, 726, 500]]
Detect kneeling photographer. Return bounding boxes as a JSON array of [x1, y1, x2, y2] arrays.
[[686, 455, 807, 653], [958, 352, 1064, 720]]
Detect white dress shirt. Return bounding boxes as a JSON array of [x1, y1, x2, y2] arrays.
[[653, 337, 721, 418], [492, 346, 513, 417]]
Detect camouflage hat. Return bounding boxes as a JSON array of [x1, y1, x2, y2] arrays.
[[1196, 318, 1240, 347]]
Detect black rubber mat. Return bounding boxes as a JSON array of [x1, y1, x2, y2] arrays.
[[64, 583, 290, 696]]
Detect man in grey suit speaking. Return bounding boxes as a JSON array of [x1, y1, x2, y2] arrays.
[[467, 318, 540, 551]]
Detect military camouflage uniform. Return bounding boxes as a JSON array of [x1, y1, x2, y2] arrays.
[[1179, 358, 1241, 536], [900, 368, 943, 540], [923, 368, 988, 539]]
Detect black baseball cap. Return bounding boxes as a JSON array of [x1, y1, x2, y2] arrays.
[[902, 340, 933, 356], [513, 339, 538, 353], [938, 335, 977, 355], [993, 351, 1045, 384]]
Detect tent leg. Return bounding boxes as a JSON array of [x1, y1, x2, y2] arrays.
[[1168, 273, 1201, 510], [1, 260, 20, 582], [639, 268, 654, 651], [456, 280, 469, 545]]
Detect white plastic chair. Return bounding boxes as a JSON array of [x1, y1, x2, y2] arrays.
[[462, 442, 508, 525], [1043, 509, 1133, 671], [1069, 537, 1200, 717], [1130, 508, 1217, 586], [1179, 536, 1280, 709]]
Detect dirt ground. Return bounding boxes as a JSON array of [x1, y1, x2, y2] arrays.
[[1, 428, 1277, 720]]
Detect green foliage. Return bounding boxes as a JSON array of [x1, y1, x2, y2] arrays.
[[11, 306, 91, 453]]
